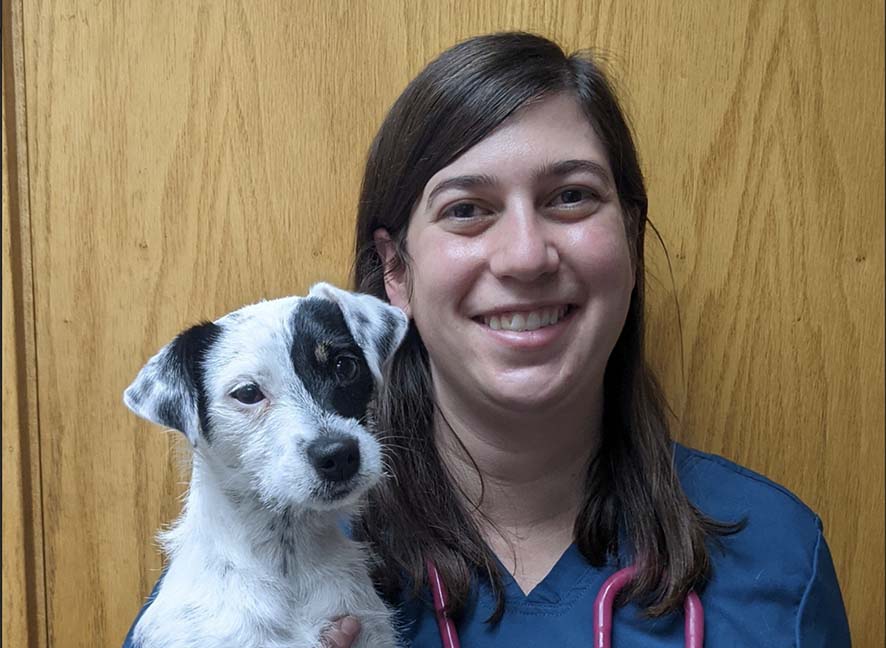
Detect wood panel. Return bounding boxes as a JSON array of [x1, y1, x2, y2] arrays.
[[636, 6, 885, 645], [3, 0, 47, 645], [21, 2, 412, 644], [16, 0, 883, 645]]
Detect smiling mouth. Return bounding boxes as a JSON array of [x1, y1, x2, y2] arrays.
[[477, 305, 576, 332]]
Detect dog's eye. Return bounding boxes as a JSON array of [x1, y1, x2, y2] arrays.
[[230, 384, 265, 404], [333, 354, 360, 385]]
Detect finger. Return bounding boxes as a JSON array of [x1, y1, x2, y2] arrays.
[[322, 616, 362, 648]]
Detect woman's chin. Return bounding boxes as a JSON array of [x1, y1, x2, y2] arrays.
[[478, 374, 578, 414]]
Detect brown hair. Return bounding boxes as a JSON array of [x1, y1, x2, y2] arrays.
[[351, 31, 741, 622]]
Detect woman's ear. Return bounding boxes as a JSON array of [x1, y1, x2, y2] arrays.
[[373, 228, 411, 317]]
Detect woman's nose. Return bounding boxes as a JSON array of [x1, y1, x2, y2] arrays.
[[487, 205, 560, 281]]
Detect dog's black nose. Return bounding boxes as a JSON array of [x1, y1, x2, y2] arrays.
[[307, 437, 360, 483]]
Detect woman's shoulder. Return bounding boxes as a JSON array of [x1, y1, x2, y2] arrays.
[[671, 441, 826, 594], [671, 443, 850, 645], [673, 441, 822, 535]]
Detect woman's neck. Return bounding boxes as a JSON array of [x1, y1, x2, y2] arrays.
[[433, 382, 602, 537], [432, 384, 602, 593]]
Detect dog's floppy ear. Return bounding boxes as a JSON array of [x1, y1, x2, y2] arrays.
[[123, 321, 221, 447], [308, 282, 409, 382]]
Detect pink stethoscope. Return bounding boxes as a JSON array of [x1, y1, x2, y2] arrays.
[[426, 560, 704, 648]]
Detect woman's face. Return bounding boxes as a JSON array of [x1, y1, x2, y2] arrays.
[[379, 94, 635, 417]]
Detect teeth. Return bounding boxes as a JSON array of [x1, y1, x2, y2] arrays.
[[483, 306, 569, 332]]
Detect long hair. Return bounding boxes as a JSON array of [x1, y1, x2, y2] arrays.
[[351, 31, 741, 621]]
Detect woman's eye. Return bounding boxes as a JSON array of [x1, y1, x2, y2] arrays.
[[230, 383, 265, 405], [550, 188, 597, 206], [333, 355, 360, 385], [441, 203, 488, 220]]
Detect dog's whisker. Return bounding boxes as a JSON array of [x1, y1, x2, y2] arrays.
[[379, 444, 414, 454]]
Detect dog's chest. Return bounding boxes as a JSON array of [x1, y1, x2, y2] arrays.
[[138, 537, 383, 648], [137, 569, 364, 647]]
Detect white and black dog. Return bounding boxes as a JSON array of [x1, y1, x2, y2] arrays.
[[124, 282, 408, 648]]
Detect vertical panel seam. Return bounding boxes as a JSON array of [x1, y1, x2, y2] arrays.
[[3, 0, 48, 645]]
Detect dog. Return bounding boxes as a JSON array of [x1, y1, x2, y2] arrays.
[[124, 282, 408, 648]]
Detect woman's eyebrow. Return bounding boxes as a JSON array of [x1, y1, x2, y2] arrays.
[[424, 160, 612, 208], [425, 174, 497, 208], [535, 159, 613, 186]]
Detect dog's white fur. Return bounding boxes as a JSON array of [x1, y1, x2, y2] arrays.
[[124, 283, 408, 648]]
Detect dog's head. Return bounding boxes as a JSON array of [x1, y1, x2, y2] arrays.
[[123, 282, 409, 512]]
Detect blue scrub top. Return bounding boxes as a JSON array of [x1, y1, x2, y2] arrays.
[[123, 444, 851, 647]]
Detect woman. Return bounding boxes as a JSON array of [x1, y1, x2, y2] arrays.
[[338, 32, 850, 646], [126, 32, 851, 647]]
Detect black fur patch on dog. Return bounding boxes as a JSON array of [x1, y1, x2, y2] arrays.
[[290, 299, 373, 421], [163, 321, 221, 442]]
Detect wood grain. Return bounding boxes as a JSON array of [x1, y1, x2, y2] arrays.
[[12, 0, 884, 645]]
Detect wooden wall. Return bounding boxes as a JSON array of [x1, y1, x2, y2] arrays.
[[3, 1, 883, 646]]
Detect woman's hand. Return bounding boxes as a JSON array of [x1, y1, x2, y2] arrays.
[[321, 616, 362, 648]]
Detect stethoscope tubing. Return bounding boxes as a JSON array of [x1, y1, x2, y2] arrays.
[[427, 558, 461, 648], [427, 560, 704, 648], [593, 566, 704, 648]]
